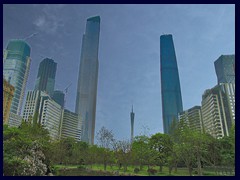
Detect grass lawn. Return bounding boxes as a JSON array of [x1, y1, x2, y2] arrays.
[[54, 164, 221, 176], [55, 163, 236, 176]]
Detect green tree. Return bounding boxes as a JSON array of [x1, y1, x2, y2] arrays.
[[96, 126, 115, 170], [132, 135, 155, 170], [149, 133, 173, 172], [114, 140, 132, 172], [3, 122, 51, 176]]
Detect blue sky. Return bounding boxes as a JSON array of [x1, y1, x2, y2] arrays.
[[3, 4, 235, 142]]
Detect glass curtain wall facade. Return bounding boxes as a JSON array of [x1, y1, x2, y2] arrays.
[[160, 34, 183, 134], [3, 39, 31, 115], [52, 90, 65, 108], [214, 55, 235, 84], [75, 16, 100, 145], [34, 58, 57, 96]]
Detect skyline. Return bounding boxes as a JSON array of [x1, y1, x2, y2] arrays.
[[3, 4, 235, 142]]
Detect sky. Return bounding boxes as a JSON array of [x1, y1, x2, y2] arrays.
[[3, 4, 235, 142]]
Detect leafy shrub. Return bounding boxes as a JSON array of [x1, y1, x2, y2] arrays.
[[77, 165, 86, 170], [147, 168, 157, 175], [134, 168, 140, 173]]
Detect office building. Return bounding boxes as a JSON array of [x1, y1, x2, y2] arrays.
[[75, 16, 101, 144], [214, 55, 235, 84], [8, 113, 23, 127], [178, 106, 203, 133], [61, 109, 82, 141], [22, 90, 62, 140], [39, 96, 62, 140], [160, 34, 183, 134], [201, 83, 235, 138], [52, 90, 65, 108], [34, 58, 57, 96], [3, 39, 31, 116]]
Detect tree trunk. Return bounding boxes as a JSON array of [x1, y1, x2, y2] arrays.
[[169, 166, 172, 175], [124, 165, 127, 172], [188, 166, 193, 176], [104, 163, 107, 171], [174, 163, 178, 172], [159, 165, 163, 172], [197, 155, 202, 176]]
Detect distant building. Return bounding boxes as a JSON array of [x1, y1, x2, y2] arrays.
[[201, 83, 235, 138], [52, 90, 65, 108], [39, 96, 63, 140], [8, 112, 23, 127], [178, 106, 203, 133], [22, 90, 43, 123], [3, 39, 31, 116], [34, 58, 57, 96], [160, 34, 183, 134], [130, 105, 135, 143], [75, 16, 101, 145], [214, 55, 235, 84], [22, 90, 63, 140], [61, 109, 82, 141], [3, 78, 15, 124]]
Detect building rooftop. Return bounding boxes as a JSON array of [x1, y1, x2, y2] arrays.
[[87, 16, 100, 22]]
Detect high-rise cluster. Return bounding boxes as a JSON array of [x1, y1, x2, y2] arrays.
[[3, 16, 100, 143], [3, 15, 234, 144], [178, 55, 235, 138]]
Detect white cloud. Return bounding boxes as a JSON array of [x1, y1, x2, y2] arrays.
[[34, 16, 45, 27], [33, 5, 65, 34]]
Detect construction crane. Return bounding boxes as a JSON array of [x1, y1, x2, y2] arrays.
[[64, 83, 72, 109], [23, 32, 38, 41]]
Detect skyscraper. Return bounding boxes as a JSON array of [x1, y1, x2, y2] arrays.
[[130, 105, 135, 143], [160, 34, 183, 134], [214, 55, 235, 84], [34, 58, 57, 96], [75, 16, 100, 145], [3, 39, 31, 115]]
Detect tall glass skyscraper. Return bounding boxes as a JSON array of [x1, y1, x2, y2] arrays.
[[214, 55, 235, 84], [3, 39, 31, 115], [75, 16, 100, 145], [34, 58, 57, 96], [160, 34, 183, 134]]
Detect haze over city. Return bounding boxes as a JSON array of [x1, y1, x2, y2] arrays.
[[3, 4, 235, 142]]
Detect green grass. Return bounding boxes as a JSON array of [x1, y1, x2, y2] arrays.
[[54, 164, 226, 176]]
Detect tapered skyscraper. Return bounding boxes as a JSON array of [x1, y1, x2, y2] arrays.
[[160, 34, 183, 134], [75, 16, 100, 145]]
